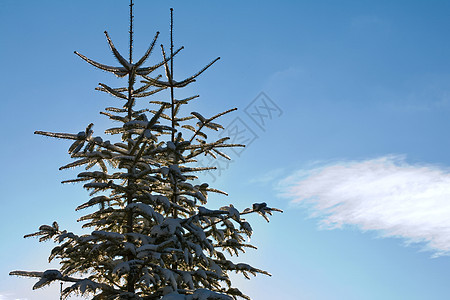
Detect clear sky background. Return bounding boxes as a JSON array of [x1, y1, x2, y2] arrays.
[[2, 0, 450, 299]]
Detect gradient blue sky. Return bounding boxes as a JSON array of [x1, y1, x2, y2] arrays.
[[2, 1, 450, 299]]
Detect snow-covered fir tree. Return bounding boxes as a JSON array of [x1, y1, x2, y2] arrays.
[[10, 2, 281, 299]]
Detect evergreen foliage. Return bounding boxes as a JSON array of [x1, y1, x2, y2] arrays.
[[10, 2, 281, 299]]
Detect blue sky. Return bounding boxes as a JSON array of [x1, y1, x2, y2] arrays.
[[2, 0, 450, 299]]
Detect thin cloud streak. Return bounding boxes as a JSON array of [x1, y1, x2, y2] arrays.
[[0, 294, 28, 300], [281, 155, 450, 257]]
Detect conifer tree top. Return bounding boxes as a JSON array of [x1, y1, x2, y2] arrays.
[[10, 2, 281, 299]]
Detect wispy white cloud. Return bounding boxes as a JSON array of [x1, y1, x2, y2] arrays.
[[280, 155, 450, 257], [0, 293, 28, 300], [250, 168, 285, 185]]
